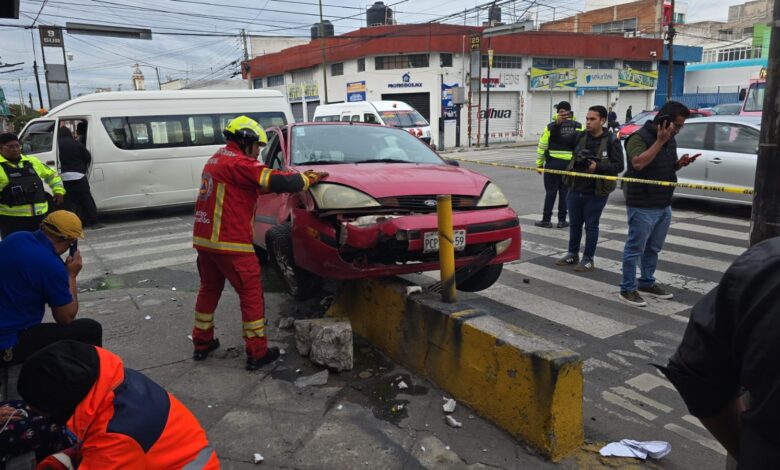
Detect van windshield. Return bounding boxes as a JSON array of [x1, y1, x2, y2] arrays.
[[744, 82, 765, 113], [378, 110, 428, 128], [19, 120, 56, 154]]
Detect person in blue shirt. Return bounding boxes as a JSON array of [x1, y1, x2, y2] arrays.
[[0, 210, 101, 365]]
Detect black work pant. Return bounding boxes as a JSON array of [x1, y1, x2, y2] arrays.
[[0, 214, 46, 240], [63, 178, 99, 227], [542, 156, 570, 222], [5, 318, 103, 366]]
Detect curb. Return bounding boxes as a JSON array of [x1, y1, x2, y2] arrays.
[[327, 278, 584, 461]]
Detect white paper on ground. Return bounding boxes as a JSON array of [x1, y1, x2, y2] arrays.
[[599, 440, 671, 460]]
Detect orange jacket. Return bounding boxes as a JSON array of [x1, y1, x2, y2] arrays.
[[193, 141, 310, 254], [67, 347, 219, 469]]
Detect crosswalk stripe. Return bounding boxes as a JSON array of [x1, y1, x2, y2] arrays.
[[670, 222, 748, 241], [112, 253, 196, 275], [97, 242, 193, 261], [602, 390, 657, 421], [664, 423, 726, 455], [95, 216, 182, 231], [696, 215, 750, 228], [602, 205, 705, 219], [597, 240, 731, 273], [480, 283, 636, 339], [88, 223, 192, 242], [505, 262, 693, 316], [87, 231, 191, 250], [521, 223, 609, 244]]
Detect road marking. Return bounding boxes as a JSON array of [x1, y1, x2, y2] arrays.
[[98, 216, 182, 230], [112, 253, 197, 275], [606, 352, 634, 368], [99, 241, 193, 261], [87, 231, 191, 250], [603, 205, 705, 219], [597, 240, 731, 273], [505, 262, 694, 316], [696, 215, 750, 228], [670, 222, 748, 241], [611, 386, 673, 413], [625, 372, 674, 393], [87, 223, 192, 241], [520, 222, 609, 244], [521, 240, 566, 257], [683, 414, 706, 430], [583, 358, 619, 373], [664, 423, 727, 455], [479, 283, 636, 339], [602, 390, 658, 421]]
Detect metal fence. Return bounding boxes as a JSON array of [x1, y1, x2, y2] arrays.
[[670, 92, 741, 109]]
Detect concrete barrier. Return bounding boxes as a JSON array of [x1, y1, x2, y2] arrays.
[[327, 277, 584, 461]]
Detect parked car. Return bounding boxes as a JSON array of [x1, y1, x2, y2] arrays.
[[616, 109, 710, 140], [252, 122, 521, 299], [709, 102, 742, 116], [673, 116, 760, 206]]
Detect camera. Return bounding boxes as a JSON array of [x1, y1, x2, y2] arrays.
[[572, 149, 598, 172]]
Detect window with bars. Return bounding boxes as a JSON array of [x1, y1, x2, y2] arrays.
[[267, 75, 284, 87], [532, 58, 574, 69], [331, 62, 344, 76], [623, 60, 652, 71], [357, 58, 365, 72], [481, 55, 522, 69], [584, 59, 615, 69], [592, 18, 637, 34], [375, 54, 429, 70]]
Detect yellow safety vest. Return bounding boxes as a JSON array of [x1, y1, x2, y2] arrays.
[[0, 153, 65, 217]]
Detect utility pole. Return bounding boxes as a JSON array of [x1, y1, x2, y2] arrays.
[[749, 0, 780, 245], [241, 29, 252, 89], [666, 0, 675, 102], [484, 39, 492, 148], [318, 0, 329, 104], [30, 29, 44, 109], [17, 78, 25, 115]]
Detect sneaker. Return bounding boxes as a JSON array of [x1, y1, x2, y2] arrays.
[[639, 283, 674, 300], [534, 220, 553, 228], [618, 291, 647, 307], [246, 347, 281, 371], [574, 259, 594, 272], [193, 338, 220, 361], [555, 254, 579, 266], [557, 220, 570, 229]]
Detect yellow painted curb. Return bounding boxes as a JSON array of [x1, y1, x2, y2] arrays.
[[327, 278, 584, 460]]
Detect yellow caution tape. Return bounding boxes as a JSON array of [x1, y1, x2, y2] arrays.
[[452, 158, 755, 196]]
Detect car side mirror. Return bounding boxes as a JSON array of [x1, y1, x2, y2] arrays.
[[445, 158, 460, 167]]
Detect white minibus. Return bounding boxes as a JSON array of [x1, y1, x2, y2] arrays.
[[312, 100, 432, 144], [19, 90, 293, 213]]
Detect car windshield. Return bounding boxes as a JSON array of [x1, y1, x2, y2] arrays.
[[290, 124, 443, 165], [628, 111, 655, 125], [713, 103, 742, 115], [744, 82, 765, 113], [378, 110, 429, 128]]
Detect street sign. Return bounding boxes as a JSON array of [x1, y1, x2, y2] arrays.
[[470, 34, 481, 51], [39, 27, 63, 47], [488, 49, 494, 69]]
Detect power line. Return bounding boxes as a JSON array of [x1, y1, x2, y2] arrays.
[[30, 0, 49, 26]]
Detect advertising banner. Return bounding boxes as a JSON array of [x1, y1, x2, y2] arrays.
[[529, 68, 577, 91], [347, 81, 367, 102], [577, 69, 619, 90], [618, 68, 658, 90], [287, 82, 319, 103]]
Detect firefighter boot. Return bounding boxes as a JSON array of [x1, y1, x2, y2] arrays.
[[246, 347, 280, 371]]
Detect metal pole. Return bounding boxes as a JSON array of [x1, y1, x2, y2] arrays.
[[18, 78, 25, 115], [749, 0, 780, 245], [318, 0, 329, 104], [436, 195, 456, 303], [485, 38, 492, 148], [155, 66, 161, 90], [30, 29, 44, 109], [666, 0, 675, 102]]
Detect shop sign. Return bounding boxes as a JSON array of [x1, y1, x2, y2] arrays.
[[618, 68, 658, 90], [577, 69, 619, 90], [347, 81, 366, 102], [287, 82, 319, 102], [529, 68, 577, 91], [388, 72, 422, 89], [480, 71, 524, 91]]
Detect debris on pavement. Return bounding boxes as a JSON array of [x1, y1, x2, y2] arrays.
[[405, 286, 422, 296], [294, 370, 329, 388], [253, 453, 264, 464], [397, 380, 409, 390], [445, 415, 462, 428], [187, 335, 193, 341], [337, 405, 343, 411], [278, 317, 295, 329], [144, 315, 152, 320], [295, 318, 353, 371], [443, 398, 456, 413], [171, 287, 177, 291], [599, 440, 671, 460], [137, 279, 151, 284]]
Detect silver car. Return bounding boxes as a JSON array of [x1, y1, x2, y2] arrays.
[[674, 116, 761, 206]]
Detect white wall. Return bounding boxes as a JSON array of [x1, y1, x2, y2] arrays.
[[684, 65, 764, 93]]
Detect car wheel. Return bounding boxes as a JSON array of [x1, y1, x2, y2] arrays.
[[253, 244, 268, 265], [267, 223, 321, 300], [456, 264, 503, 292]]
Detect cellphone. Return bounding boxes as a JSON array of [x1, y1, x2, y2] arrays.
[[689, 153, 702, 161], [656, 114, 672, 127], [69, 240, 78, 257]]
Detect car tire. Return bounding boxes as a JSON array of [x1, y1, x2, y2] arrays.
[[267, 223, 321, 300], [456, 264, 503, 292], [253, 244, 269, 265]]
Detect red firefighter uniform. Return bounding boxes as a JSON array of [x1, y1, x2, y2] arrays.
[[192, 139, 311, 362]]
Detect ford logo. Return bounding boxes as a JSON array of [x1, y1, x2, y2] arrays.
[[424, 199, 437, 207]]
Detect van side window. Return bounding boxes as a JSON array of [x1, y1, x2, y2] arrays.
[[340, 115, 351, 122], [19, 120, 56, 154], [350, 115, 361, 122], [188, 116, 216, 145], [364, 113, 377, 124]]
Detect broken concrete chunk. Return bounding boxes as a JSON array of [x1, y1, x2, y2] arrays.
[[445, 415, 462, 428], [295, 318, 353, 371], [253, 453, 264, 464], [294, 369, 329, 388], [443, 398, 456, 413], [278, 317, 295, 330], [397, 380, 409, 390]]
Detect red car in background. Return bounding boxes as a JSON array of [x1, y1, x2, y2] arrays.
[[616, 109, 710, 140], [253, 123, 521, 299]]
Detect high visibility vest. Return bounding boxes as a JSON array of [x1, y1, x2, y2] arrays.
[[0, 154, 65, 217]]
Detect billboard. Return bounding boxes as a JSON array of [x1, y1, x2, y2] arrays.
[[347, 81, 366, 102], [529, 68, 577, 91], [618, 68, 658, 90]]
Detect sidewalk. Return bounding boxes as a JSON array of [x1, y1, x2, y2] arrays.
[[77, 269, 571, 469], [439, 140, 537, 154]]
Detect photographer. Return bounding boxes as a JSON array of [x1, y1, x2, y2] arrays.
[[556, 105, 624, 272]]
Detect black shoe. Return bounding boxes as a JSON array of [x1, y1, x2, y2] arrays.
[[193, 338, 220, 361], [534, 220, 553, 228], [557, 220, 569, 228], [555, 254, 579, 266], [638, 283, 674, 300], [246, 347, 280, 371], [618, 291, 647, 307]]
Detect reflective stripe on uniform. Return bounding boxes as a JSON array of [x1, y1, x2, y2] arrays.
[[243, 318, 266, 338], [300, 173, 310, 191], [182, 445, 216, 470], [193, 236, 255, 253], [547, 151, 573, 160], [259, 168, 272, 189], [194, 312, 214, 330], [0, 202, 47, 217], [211, 183, 226, 242]]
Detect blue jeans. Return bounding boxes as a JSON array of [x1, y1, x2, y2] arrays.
[[566, 191, 608, 261], [620, 206, 672, 292]]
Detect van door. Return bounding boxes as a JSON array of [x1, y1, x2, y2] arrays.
[[672, 122, 709, 201], [19, 118, 58, 168], [254, 129, 287, 248]]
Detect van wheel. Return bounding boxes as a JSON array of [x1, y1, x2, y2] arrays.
[[267, 223, 321, 300], [456, 264, 503, 292]]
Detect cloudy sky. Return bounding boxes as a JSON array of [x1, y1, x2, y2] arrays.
[[0, 0, 753, 109]]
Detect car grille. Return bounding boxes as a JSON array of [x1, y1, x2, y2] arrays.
[[376, 195, 478, 212]]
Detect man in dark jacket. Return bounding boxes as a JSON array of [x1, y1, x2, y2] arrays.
[[57, 127, 100, 228], [618, 101, 697, 307], [555, 105, 624, 272]]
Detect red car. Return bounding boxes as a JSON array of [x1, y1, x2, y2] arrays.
[[616, 109, 710, 140], [252, 122, 521, 299]]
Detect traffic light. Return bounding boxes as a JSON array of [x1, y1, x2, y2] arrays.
[[0, 1, 20, 19]]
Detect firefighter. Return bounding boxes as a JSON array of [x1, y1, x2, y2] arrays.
[[0, 133, 65, 239], [191, 116, 327, 371]]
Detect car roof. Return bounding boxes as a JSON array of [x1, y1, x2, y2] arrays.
[[684, 115, 761, 127]]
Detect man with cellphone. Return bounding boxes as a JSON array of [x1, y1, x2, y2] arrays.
[[0, 210, 102, 365], [618, 101, 699, 307]]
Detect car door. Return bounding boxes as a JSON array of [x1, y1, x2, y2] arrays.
[[706, 122, 759, 204], [672, 121, 710, 200], [253, 129, 287, 247]]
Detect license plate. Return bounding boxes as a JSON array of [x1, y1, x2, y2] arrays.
[[423, 230, 466, 253]]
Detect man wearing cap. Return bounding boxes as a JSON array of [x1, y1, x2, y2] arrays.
[[0, 210, 102, 365], [0, 132, 66, 239], [535, 102, 583, 229]]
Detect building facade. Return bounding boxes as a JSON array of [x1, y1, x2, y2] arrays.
[[540, 0, 687, 38], [244, 24, 662, 147]]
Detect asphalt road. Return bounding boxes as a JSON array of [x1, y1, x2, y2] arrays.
[[77, 145, 751, 468]]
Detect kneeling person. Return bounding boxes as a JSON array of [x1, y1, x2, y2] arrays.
[[556, 105, 624, 271]]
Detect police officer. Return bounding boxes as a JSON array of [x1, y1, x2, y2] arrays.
[[0, 133, 65, 239], [535, 102, 583, 228], [191, 116, 328, 371]]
